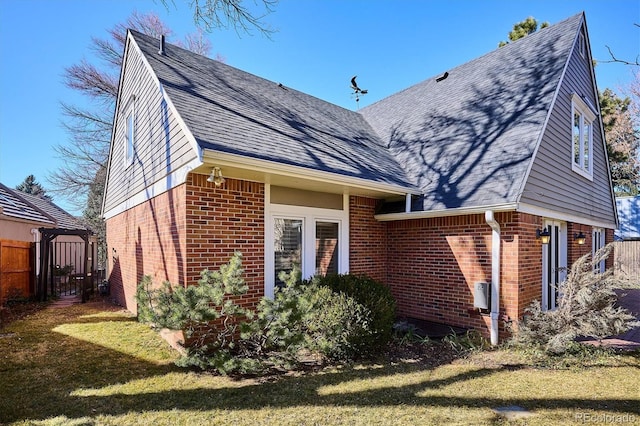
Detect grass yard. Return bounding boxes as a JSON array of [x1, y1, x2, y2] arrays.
[[0, 300, 638, 425]]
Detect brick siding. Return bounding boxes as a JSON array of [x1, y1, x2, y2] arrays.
[[349, 196, 387, 282], [185, 174, 265, 310], [106, 174, 264, 314], [108, 187, 614, 339], [106, 184, 187, 314]]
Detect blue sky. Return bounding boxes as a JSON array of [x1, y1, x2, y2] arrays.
[[1, 0, 638, 214]]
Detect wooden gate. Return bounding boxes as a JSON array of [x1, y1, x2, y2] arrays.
[[615, 240, 640, 284], [0, 239, 35, 303]]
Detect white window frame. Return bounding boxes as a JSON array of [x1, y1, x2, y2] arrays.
[[265, 200, 349, 298], [592, 227, 605, 273], [124, 99, 136, 167], [571, 94, 595, 180]]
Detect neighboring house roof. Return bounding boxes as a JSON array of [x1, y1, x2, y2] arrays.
[[361, 14, 582, 211], [0, 183, 54, 225], [616, 196, 640, 240], [131, 29, 413, 189], [0, 182, 86, 230], [15, 190, 87, 230]]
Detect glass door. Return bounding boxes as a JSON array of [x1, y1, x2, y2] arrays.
[[273, 218, 303, 289], [267, 202, 348, 298], [542, 220, 567, 311], [315, 221, 339, 276]]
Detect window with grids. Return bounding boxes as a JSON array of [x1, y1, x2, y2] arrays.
[[571, 94, 595, 179]]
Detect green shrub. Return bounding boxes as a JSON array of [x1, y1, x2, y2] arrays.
[[136, 259, 400, 374], [246, 269, 372, 363], [135, 252, 255, 373], [310, 273, 396, 352], [303, 285, 371, 360]]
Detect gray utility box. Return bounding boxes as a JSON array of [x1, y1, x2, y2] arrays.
[[474, 282, 490, 310]]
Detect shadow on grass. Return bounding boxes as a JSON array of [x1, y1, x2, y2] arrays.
[[10, 363, 639, 423], [1, 302, 639, 424]]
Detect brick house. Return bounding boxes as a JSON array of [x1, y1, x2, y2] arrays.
[[103, 13, 617, 344]]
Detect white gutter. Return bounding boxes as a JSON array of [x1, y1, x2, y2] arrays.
[[375, 203, 518, 221], [485, 210, 501, 346]]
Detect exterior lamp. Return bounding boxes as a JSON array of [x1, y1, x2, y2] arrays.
[[207, 167, 225, 187], [574, 231, 586, 245], [536, 228, 551, 244]]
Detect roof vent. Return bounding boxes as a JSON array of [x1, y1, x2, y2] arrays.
[[158, 35, 165, 55]]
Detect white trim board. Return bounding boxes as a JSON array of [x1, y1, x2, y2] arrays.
[[102, 158, 201, 220], [375, 201, 616, 230]]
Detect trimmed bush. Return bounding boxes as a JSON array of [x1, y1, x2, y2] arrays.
[[135, 252, 255, 373], [309, 273, 396, 353]]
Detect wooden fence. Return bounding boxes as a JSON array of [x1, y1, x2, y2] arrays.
[[0, 239, 35, 304], [614, 240, 640, 284]]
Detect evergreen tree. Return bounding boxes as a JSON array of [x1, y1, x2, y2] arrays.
[[499, 17, 549, 47], [15, 175, 51, 200]]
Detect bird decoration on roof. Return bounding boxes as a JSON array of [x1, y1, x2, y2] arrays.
[[436, 71, 449, 82], [350, 75, 368, 106]]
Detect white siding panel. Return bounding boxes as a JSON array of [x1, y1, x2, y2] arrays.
[[104, 44, 197, 213], [522, 25, 616, 225]]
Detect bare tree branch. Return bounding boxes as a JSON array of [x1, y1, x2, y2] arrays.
[[599, 45, 640, 66], [158, 0, 277, 36]]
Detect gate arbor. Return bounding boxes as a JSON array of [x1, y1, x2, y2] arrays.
[[37, 228, 95, 302]]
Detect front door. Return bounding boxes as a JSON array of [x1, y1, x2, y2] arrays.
[[541, 220, 567, 311]]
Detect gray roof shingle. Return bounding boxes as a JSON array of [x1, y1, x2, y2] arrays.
[[0, 183, 54, 225], [0, 182, 86, 230], [360, 13, 583, 210], [128, 13, 583, 210], [15, 190, 86, 230], [131, 30, 414, 189]]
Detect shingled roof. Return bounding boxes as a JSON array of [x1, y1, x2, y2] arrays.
[[0, 182, 86, 230], [0, 183, 53, 225], [132, 30, 413, 189], [15, 190, 86, 230], [361, 13, 583, 211], [128, 13, 584, 210]]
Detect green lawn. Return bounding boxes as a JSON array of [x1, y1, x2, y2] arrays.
[[1, 300, 638, 425]]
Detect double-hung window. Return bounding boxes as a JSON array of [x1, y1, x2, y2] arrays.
[[571, 94, 595, 179]]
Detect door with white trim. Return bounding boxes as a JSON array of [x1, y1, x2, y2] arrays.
[[592, 227, 605, 273], [542, 220, 567, 311], [266, 204, 348, 298]]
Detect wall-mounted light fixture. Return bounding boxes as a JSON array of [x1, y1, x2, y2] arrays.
[[574, 231, 586, 245], [207, 167, 225, 187], [536, 228, 551, 244]]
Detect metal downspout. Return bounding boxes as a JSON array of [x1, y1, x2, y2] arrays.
[[485, 210, 501, 346]]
